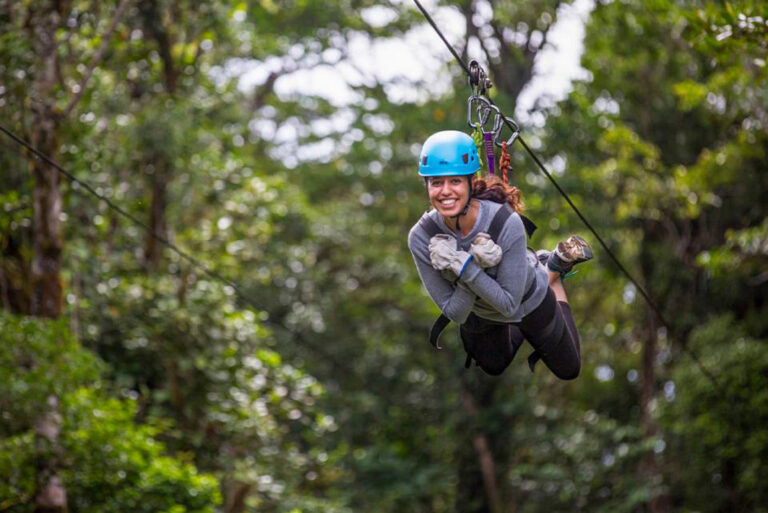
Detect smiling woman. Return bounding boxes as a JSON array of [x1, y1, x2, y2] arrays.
[[408, 130, 594, 377]]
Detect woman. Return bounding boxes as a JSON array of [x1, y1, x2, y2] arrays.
[[407, 130, 593, 378]]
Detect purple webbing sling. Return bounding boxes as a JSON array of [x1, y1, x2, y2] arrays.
[[483, 132, 495, 176]]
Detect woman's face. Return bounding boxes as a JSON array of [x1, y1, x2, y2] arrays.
[[427, 175, 470, 217]]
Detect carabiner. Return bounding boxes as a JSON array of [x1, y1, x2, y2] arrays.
[[494, 116, 520, 148], [467, 95, 501, 134]]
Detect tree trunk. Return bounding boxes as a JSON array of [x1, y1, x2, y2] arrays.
[[462, 0, 564, 102], [139, 0, 176, 270], [28, 3, 67, 511], [461, 387, 503, 513], [142, 161, 169, 270], [33, 396, 67, 513], [225, 482, 252, 513], [29, 4, 63, 320], [0, 233, 32, 313], [456, 373, 510, 513], [638, 227, 669, 513]]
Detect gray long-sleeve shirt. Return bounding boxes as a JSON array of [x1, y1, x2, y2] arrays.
[[408, 199, 548, 324]]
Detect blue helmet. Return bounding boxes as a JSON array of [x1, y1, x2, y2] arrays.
[[418, 130, 479, 177]]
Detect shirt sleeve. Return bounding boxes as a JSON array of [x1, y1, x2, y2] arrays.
[[456, 213, 532, 319], [408, 224, 476, 324]]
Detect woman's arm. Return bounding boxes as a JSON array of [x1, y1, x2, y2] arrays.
[[458, 214, 532, 318], [408, 225, 476, 324]]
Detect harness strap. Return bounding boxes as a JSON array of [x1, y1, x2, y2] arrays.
[[528, 352, 542, 372], [487, 204, 537, 241], [417, 213, 442, 239], [487, 203, 511, 239], [520, 214, 537, 239], [429, 314, 451, 349]]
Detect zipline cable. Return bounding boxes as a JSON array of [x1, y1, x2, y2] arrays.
[[0, 122, 357, 379], [0, 123, 245, 296], [411, 0, 721, 387]]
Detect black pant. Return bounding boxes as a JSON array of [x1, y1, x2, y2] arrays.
[[517, 287, 581, 380], [460, 314, 525, 376], [460, 287, 581, 379]]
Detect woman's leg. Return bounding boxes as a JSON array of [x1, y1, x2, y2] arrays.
[[519, 288, 581, 380], [520, 235, 590, 379], [547, 268, 569, 303], [546, 270, 581, 356]]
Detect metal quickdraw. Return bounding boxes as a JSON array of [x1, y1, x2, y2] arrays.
[[466, 60, 522, 180], [467, 95, 502, 176]]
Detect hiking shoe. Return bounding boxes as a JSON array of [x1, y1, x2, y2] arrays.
[[547, 235, 593, 274]]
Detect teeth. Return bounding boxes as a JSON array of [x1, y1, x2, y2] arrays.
[[441, 199, 456, 206]]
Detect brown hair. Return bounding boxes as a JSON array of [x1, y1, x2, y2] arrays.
[[472, 175, 524, 213]]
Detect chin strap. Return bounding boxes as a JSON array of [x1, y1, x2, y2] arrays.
[[452, 189, 473, 246], [458, 176, 476, 241]]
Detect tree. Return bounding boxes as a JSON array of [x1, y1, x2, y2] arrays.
[[0, 312, 221, 512], [540, 0, 767, 509]]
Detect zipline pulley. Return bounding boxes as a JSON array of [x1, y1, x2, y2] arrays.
[[468, 60, 492, 96]]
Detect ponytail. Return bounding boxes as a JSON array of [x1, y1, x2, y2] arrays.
[[472, 175, 524, 214]]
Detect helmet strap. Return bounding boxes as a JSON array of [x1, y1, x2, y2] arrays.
[[451, 176, 474, 235], [452, 175, 473, 217]]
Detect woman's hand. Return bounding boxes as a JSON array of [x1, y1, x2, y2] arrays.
[[470, 232, 502, 268], [429, 234, 473, 277]]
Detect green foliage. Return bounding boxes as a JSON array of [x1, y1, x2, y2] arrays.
[[509, 406, 655, 513], [63, 389, 221, 513], [2, 0, 767, 511], [0, 313, 100, 436], [0, 313, 220, 511], [661, 315, 768, 512]]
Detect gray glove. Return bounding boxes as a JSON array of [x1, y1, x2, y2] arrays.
[[470, 232, 502, 268], [429, 234, 473, 277]]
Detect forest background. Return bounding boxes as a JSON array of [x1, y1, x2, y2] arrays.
[[1, 0, 766, 512]]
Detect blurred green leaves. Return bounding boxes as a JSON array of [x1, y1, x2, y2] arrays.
[[0, 313, 220, 511], [1, 0, 767, 511]]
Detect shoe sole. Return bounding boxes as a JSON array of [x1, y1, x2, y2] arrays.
[[557, 235, 593, 263]]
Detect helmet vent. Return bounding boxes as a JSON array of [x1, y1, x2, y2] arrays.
[[422, 156, 427, 165], [462, 153, 468, 164]]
